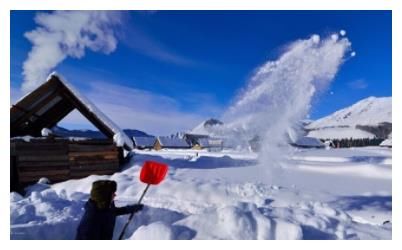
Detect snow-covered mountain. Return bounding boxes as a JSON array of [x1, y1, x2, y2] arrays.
[[190, 97, 392, 143], [308, 96, 391, 128], [306, 96, 392, 139]]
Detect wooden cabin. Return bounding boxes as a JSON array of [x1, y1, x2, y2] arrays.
[[10, 73, 133, 192]]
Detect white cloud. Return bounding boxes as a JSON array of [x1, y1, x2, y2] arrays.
[[22, 11, 122, 93], [120, 21, 198, 66], [59, 81, 212, 135]]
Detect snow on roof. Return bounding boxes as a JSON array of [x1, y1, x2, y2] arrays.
[[133, 136, 156, 148], [41, 128, 53, 136], [294, 136, 324, 147], [380, 138, 392, 147], [157, 136, 190, 148], [49, 73, 134, 149], [10, 136, 35, 142]]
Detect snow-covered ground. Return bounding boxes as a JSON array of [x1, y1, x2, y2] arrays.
[[10, 147, 392, 240]]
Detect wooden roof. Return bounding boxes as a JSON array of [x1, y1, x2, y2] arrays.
[[11, 74, 133, 150]]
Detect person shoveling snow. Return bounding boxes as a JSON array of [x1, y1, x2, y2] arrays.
[[75, 180, 144, 240]]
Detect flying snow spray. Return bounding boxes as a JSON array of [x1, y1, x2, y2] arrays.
[[222, 31, 354, 180]]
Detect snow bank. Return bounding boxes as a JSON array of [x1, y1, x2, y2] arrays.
[[10, 189, 86, 240], [129, 222, 174, 240], [175, 202, 302, 240]]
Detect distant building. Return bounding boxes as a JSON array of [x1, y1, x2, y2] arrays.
[[184, 133, 209, 147], [248, 136, 261, 152], [183, 133, 223, 151], [380, 138, 392, 148], [195, 138, 223, 151], [133, 136, 156, 149], [154, 136, 191, 150], [291, 136, 325, 149]]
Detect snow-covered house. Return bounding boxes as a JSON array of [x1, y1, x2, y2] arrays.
[[183, 133, 223, 151], [10, 73, 132, 191], [183, 133, 209, 147], [380, 133, 392, 148], [154, 136, 191, 150], [380, 139, 392, 148], [196, 138, 224, 151], [11, 73, 133, 149], [291, 136, 325, 149], [133, 136, 156, 149]]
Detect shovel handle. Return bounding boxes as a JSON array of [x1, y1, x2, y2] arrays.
[[137, 183, 150, 204], [118, 184, 150, 240]]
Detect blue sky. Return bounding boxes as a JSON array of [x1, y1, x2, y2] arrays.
[[10, 11, 391, 135]]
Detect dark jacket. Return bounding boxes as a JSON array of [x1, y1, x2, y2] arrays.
[[76, 199, 142, 240]]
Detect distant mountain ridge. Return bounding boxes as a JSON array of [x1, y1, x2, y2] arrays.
[[52, 126, 152, 139]]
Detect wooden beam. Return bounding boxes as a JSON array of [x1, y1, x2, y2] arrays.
[[20, 98, 74, 137], [12, 85, 62, 131], [11, 78, 59, 123]]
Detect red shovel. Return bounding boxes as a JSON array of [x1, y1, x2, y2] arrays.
[[118, 161, 168, 240]]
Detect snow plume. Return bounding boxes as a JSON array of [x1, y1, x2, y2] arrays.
[[223, 31, 353, 171], [22, 11, 122, 93]]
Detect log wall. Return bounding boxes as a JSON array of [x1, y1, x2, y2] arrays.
[[10, 138, 122, 191]]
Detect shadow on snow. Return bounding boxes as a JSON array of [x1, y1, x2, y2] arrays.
[[330, 195, 392, 212]]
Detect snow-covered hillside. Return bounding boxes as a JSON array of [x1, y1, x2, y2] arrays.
[[306, 97, 391, 139], [308, 97, 391, 128], [10, 147, 391, 240]]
